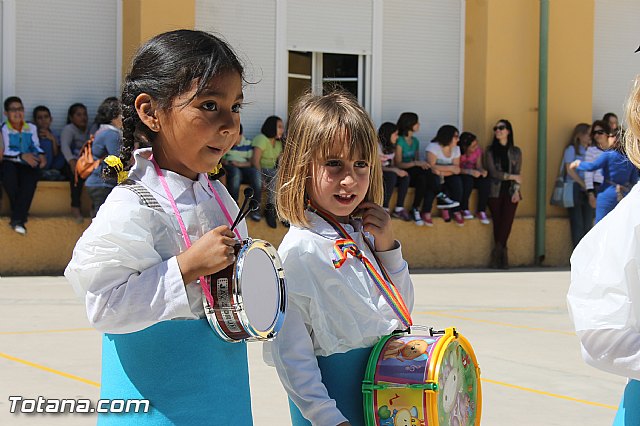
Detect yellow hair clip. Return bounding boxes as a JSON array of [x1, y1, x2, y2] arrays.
[[210, 163, 222, 175], [104, 155, 128, 184]]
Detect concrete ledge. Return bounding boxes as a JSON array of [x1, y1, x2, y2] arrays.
[[1, 181, 92, 217], [0, 214, 572, 275], [0, 182, 573, 275]]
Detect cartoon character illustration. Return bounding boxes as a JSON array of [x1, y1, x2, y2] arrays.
[[377, 405, 424, 426], [438, 343, 478, 426], [393, 406, 424, 426], [383, 339, 430, 362], [441, 351, 461, 415]]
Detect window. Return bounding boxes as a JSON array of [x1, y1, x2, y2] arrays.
[[288, 51, 366, 112]]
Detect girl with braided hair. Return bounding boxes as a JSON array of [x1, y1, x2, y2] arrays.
[[65, 30, 253, 424]]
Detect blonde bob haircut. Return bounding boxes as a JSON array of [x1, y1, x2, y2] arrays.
[[277, 90, 383, 228], [625, 75, 640, 168]]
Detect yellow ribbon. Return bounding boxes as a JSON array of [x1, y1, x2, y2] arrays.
[[104, 155, 128, 184]]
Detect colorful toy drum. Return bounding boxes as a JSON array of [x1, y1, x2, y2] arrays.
[[362, 327, 481, 426]]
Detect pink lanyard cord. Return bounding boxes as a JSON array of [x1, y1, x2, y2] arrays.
[[149, 156, 243, 308]]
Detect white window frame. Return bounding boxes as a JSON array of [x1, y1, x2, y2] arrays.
[[288, 50, 368, 109]]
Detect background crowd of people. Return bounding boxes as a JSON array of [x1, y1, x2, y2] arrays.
[[561, 112, 638, 248], [0, 96, 124, 234], [0, 94, 633, 270]]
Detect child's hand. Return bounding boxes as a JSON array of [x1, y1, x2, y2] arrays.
[[394, 168, 408, 178], [357, 202, 395, 252], [176, 225, 237, 285], [20, 153, 39, 168]]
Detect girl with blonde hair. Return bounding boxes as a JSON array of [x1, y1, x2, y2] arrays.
[[265, 90, 414, 426]]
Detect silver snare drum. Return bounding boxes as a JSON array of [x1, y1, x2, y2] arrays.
[[204, 238, 286, 342]]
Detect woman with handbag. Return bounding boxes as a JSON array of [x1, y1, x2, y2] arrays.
[[485, 119, 522, 269], [562, 123, 594, 248], [569, 129, 638, 223]]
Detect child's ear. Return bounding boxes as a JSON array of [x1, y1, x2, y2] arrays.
[[134, 93, 160, 132]]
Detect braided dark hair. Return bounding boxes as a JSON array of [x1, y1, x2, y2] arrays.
[[104, 29, 244, 181]]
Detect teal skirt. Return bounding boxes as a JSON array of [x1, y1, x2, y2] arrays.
[[289, 346, 373, 426], [99, 319, 252, 425], [613, 379, 640, 425]]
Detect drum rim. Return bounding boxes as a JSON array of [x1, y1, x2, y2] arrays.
[[235, 238, 287, 340], [428, 328, 481, 426]]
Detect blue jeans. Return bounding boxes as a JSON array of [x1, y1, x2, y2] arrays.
[[39, 138, 66, 171], [595, 186, 619, 224], [225, 165, 261, 203]]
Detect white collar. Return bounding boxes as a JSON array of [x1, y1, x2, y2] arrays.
[[129, 148, 214, 201], [300, 210, 363, 240]]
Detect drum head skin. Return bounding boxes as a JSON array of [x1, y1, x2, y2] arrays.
[[239, 246, 280, 332], [206, 238, 286, 342], [362, 328, 481, 426], [435, 340, 479, 426]]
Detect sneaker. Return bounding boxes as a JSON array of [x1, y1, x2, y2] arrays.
[[441, 209, 451, 222], [478, 211, 490, 225], [463, 209, 474, 220], [411, 208, 424, 226], [249, 211, 262, 222], [420, 212, 433, 227], [453, 211, 465, 227], [12, 224, 26, 235], [391, 208, 411, 221], [436, 192, 460, 209]]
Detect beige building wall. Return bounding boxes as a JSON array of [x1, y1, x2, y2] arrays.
[[122, 0, 196, 77], [464, 0, 593, 264], [3, 1, 600, 274]]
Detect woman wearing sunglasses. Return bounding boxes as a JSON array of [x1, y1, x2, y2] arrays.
[[570, 126, 638, 223], [583, 120, 610, 209], [485, 119, 522, 269]]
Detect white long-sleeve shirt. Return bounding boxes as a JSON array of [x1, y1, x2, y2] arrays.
[[568, 182, 640, 380], [264, 211, 414, 426], [65, 148, 247, 334]]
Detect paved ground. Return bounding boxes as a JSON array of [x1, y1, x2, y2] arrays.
[[0, 271, 625, 425]]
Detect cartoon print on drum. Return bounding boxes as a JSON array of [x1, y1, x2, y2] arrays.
[[377, 336, 437, 384], [437, 342, 478, 426], [383, 339, 431, 362], [377, 405, 424, 426]]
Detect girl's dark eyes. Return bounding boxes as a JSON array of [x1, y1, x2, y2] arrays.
[[201, 102, 243, 113], [324, 160, 369, 168], [202, 102, 217, 111]]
